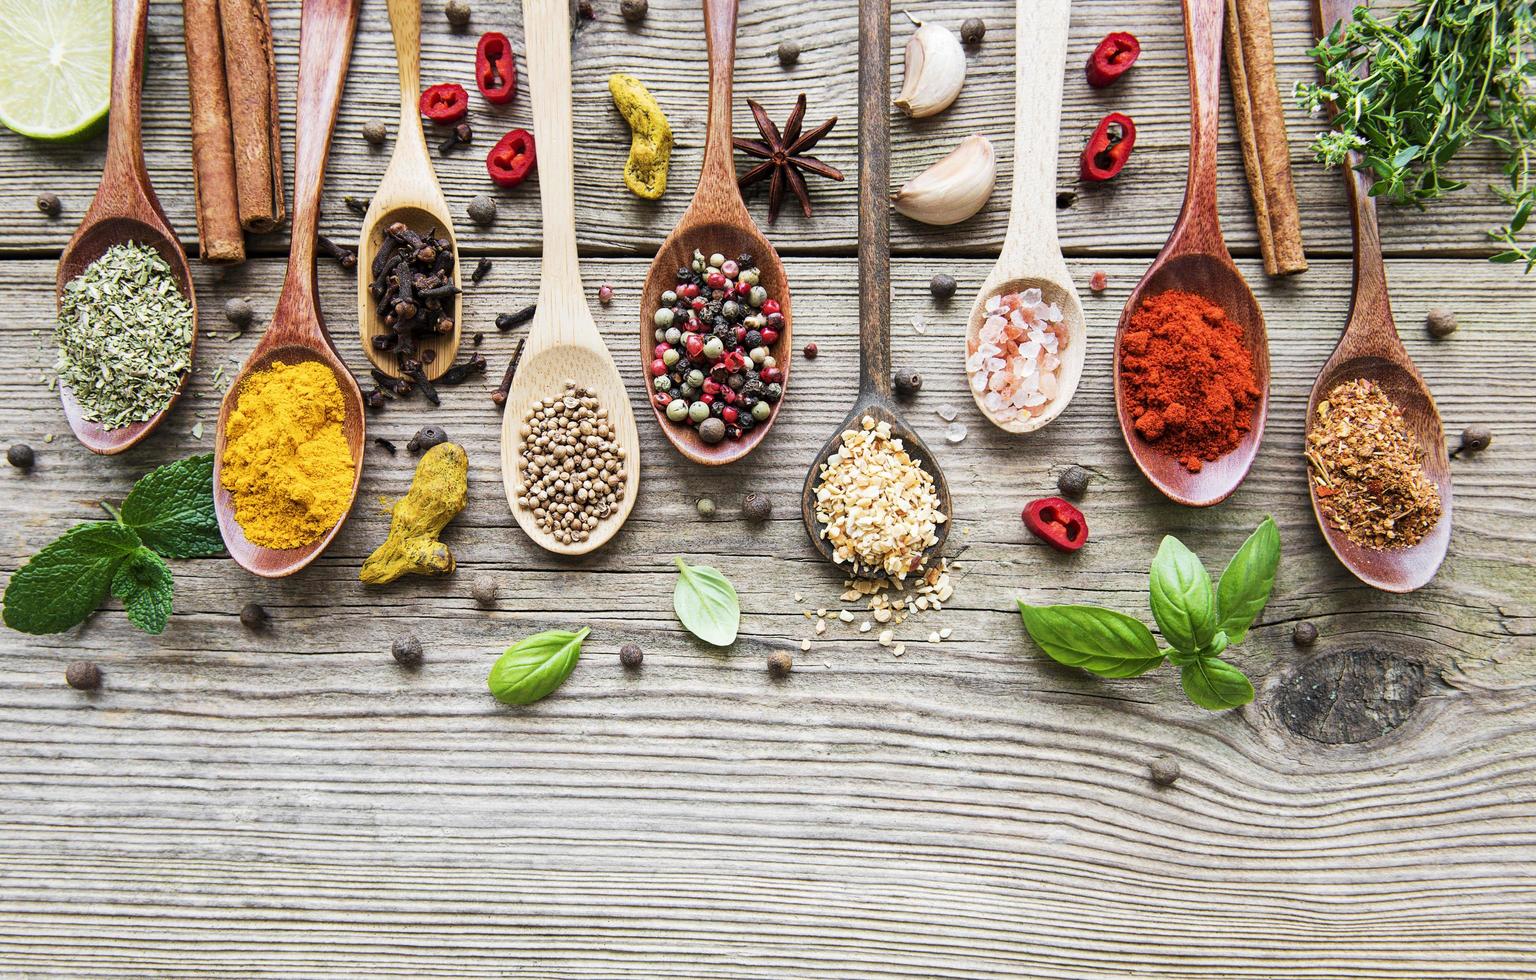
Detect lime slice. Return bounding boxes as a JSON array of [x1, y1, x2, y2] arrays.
[[0, 0, 110, 141]]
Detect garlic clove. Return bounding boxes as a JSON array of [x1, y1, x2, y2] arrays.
[[895, 21, 967, 118], [893, 135, 996, 226]]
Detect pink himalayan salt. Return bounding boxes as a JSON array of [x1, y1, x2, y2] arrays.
[[966, 288, 1069, 423]]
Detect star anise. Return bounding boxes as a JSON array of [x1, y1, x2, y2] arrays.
[[733, 94, 844, 221]]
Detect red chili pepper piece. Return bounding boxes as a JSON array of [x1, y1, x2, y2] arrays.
[[420, 83, 469, 124], [1086, 32, 1140, 88], [475, 32, 518, 106], [487, 128, 537, 188], [1022, 497, 1088, 552], [1080, 112, 1136, 182]]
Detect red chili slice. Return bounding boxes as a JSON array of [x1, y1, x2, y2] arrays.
[[475, 32, 518, 105], [1022, 497, 1088, 552], [487, 128, 537, 188], [1080, 112, 1136, 182], [1086, 32, 1141, 88], [420, 83, 469, 124]]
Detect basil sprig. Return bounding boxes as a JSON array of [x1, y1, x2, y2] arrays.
[[1018, 517, 1280, 712]]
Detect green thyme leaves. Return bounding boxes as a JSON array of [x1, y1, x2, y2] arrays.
[[2, 454, 221, 636], [1017, 517, 1280, 712], [671, 556, 740, 647], [488, 628, 588, 705]]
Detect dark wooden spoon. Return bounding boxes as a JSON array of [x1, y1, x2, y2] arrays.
[[1304, 0, 1450, 593], [54, 0, 197, 455], [212, 0, 365, 579], [639, 0, 792, 465], [799, 0, 951, 578], [1112, 0, 1270, 507]]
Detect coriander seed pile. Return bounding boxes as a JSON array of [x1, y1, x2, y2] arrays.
[[515, 381, 627, 545]]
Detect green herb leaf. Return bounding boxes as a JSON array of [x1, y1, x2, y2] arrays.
[[2, 522, 141, 634], [1179, 657, 1255, 711], [1017, 603, 1165, 678], [1148, 536, 1217, 653], [1215, 516, 1280, 643], [119, 454, 223, 558], [111, 547, 173, 635], [672, 557, 740, 647], [487, 627, 589, 705]]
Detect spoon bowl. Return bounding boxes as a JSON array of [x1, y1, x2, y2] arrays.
[[965, 273, 1086, 434]]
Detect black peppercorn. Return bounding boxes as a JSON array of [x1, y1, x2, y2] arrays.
[[223, 297, 254, 329], [35, 192, 61, 217], [777, 40, 800, 66], [1293, 621, 1318, 647], [471, 573, 499, 608], [619, 643, 644, 669], [392, 634, 424, 669], [1057, 465, 1090, 499], [1425, 307, 1458, 338], [1453, 425, 1492, 456], [894, 368, 923, 399], [960, 17, 986, 45], [7, 444, 34, 470], [620, 0, 646, 21], [1148, 754, 1180, 786], [742, 492, 773, 523], [362, 120, 388, 146], [407, 425, 450, 454], [929, 273, 957, 299], [239, 602, 269, 630], [767, 651, 793, 677], [65, 660, 102, 691]]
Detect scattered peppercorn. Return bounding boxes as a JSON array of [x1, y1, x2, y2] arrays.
[[471, 573, 500, 608], [35, 192, 61, 217], [362, 120, 388, 145], [620, 0, 646, 22], [777, 40, 801, 66], [929, 273, 957, 299], [223, 297, 254, 329], [444, 0, 470, 29], [1293, 621, 1318, 647], [392, 634, 425, 668], [1452, 425, 1492, 457], [7, 444, 35, 470], [467, 194, 497, 226], [1148, 755, 1180, 786], [1424, 307, 1457, 338], [894, 368, 923, 399], [742, 491, 772, 523], [619, 643, 644, 669], [598, 284, 614, 305], [698, 417, 726, 444], [1089, 270, 1108, 293], [239, 602, 269, 630], [65, 660, 102, 691], [803, 342, 818, 358], [1056, 191, 1077, 209], [696, 497, 716, 518], [1057, 464, 1090, 499], [407, 425, 450, 454], [960, 17, 986, 45], [767, 650, 793, 677]]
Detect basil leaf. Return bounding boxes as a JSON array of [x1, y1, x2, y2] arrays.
[[1017, 603, 1165, 678], [120, 454, 223, 559], [488, 627, 588, 705], [1215, 516, 1280, 643], [111, 547, 174, 635], [672, 557, 739, 647], [1179, 657, 1255, 711], [2, 522, 142, 635], [1148, 535, 1217, 653]]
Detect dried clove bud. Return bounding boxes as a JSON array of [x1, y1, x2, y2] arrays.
[[317, 234, 357, 270], [496, 304, 536, 331]]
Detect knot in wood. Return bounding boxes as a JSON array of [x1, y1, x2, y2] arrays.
[[1274, 649, 1426, 744]]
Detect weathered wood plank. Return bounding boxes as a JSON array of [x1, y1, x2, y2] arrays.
[[0, 0, 1522, 259]]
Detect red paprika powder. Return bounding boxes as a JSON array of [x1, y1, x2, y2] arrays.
[[1119, 289, 1259, 472]]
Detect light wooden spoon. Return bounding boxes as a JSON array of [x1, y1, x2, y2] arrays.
[[1304, 0, 1450, 592], [965, 0, 1084, 434], [212, 0, 365, 579], [500, 0, 641, 555], [358, 0, 461, 381], [638, 0, 792, 465], [1112, 0, 1269, 507], [800, 0, 951, 579], [55, 0, 197, 455]]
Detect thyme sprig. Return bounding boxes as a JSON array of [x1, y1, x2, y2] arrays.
[[1296, 0, 1536, 271]]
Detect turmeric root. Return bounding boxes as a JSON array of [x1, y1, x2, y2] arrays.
[[609, 73, 673, 200], [360, 443, 468, 585]]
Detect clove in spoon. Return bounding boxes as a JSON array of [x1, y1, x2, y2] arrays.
[[965, 0, 1085, 434], [1302, 0, 1451, 592], [499, 0, 641, 555], [55, 0, 197, 455], [1112, 0, 1270, 507], [357, 0, 462, 382], [212, 0, 365, 578], [800, 0, 951, 578], [639, 0, 793, 466]]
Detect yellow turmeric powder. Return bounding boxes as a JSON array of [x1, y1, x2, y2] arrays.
[[360, 442, 468, 585], [220, 360, 355, 550]]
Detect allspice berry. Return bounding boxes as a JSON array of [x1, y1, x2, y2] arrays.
[[407, 425, 449, 454], [742, 492, 773, 523], [894, 368, 923, 399], [1057, 465, 1090, 499], [35, 192, 61, 217], [444, 0, 471, 29], [777, 41, 801, 67], [1425, 307, 1458, 338], [1148, 755, 1180, 786], [1293, 621, 1318, 647], [223, 297, 254, 329], [471, 574, 500, 608], [619, 643, 644, 669], [620, 0, 647, 22], [7, 444, 35, 470], [698, 417, 726, 444], [65, 660, 102, 691], [767, 651, 793, 677], [467, 194, 497, 226], [392, 635, 424, 669], [960, 17, 986, 45], [362, 120, 389, 146], [1455, 425, 1493, 456], [929, 273, 957, 299], [239, 602, 269, 630]]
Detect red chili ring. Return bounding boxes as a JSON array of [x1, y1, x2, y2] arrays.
[[420, 82, 469, 124], [475, 32, 518, 106], [487, 128, 537, 188], [1087, 32, 1141, 88], [1080, 112, 1136, 182], [1022, 497, 1088, 553]]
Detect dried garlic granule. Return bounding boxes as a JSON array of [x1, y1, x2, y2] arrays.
[[813, 416, 947, 578]]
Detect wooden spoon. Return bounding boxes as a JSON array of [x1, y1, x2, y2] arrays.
[[1112, 0, 1269, 507], [1303, 0, 1450, 593], [499, 0, 641, 555], [212, 0, 364, 579], [965, 0, 1084, 434], [638, 0, 792, 465], [800, 0, 951, 579], [54, 0, 197, 455], [357, 0, 461, 381]]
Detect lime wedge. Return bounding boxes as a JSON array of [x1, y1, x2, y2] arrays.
[[0, 0, 110, 141]]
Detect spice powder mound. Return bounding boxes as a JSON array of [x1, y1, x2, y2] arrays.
[[1306, 378, 1442, 550], [1119, 289, 1260, 472]]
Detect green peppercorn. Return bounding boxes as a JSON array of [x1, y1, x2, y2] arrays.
[[667, 399, 689, 422], [751, 401, 771, 421], [653, 375, 672, 392], [654, 308, 675, 327], [662, 349, 680, 367], [665, 327, 682, 344], [686, 369, 705, 388], [696, 497, 716, 517], [748, 285, 768, 307], [709, 252, 726, 268], [739, 268, 760, 286], [662, 290, 678, 304], [689, 401, 710, 423], [703, 337, 725, 360]]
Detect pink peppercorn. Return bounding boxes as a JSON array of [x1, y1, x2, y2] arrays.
[[803, 342, 818, 358], [598, 284, 614, 304]]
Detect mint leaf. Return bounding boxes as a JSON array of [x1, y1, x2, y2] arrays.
[[1179, 657, 1255, 711], [1216, 516, 1280, 643], [120, 454, 223, 559], [1148, 535, 1217, 653], [2, 522, 141, 634], [1018, 603, 1166, 678], [111, 547, 173, 635]]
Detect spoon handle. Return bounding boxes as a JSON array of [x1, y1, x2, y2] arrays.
[[388, 0, 428, 153], [99, 0, 151, 206], [700, 0, 740, 195], [1169, 0, 1227, 256], [857, 0, 892, 399], [524, 0, 587, 322], [1000, 0, 1071, 266]]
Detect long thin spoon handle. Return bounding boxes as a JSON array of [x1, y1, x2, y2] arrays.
[[524, 0, 584, 313], [700, 0, 739, 192], [1002, 0, 1070, 262], [101, 0, 150, 199], [389, 0, 427, 150], [857, 0, 892, 398], [1171, 0, 1227, 254]]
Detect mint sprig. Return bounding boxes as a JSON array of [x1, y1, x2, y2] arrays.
[[1018, 517, 1280, 712], [3, 454, 222, 636]]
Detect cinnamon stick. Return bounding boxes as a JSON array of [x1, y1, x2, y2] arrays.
[[181, 0, 243, 262], [1224, 0, 1307, 277], [218, 0, 285, 234]]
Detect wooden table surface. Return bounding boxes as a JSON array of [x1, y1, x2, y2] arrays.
[[3, 1, 1534, 976]]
